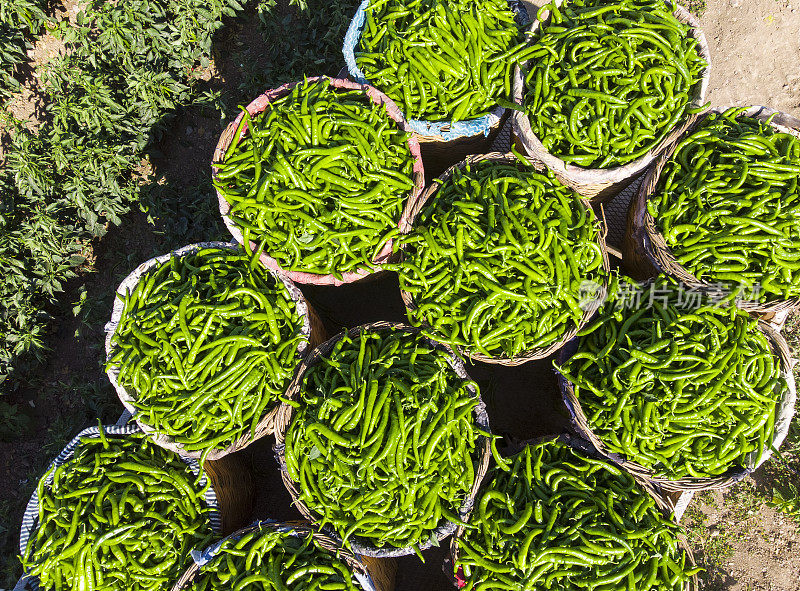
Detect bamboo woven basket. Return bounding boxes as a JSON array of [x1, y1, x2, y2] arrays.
[[273, 321, 492, 557], [623, 105, 800, 322], [212, 76, 425, 287], [203, 452, 255, 536], [511, 0, 712, 203], [171, 520, 396, 591], [415, 112, 511, 181], [446, 433, 699, 590], [398, 152, 611, 366], [558, 321, 797, 492], [104, 241, 326, 461]]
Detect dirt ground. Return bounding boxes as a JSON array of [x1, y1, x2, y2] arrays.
[[699, 0, 800, 116], [685, 478, 800, 591], [663, 2, 800, 588]]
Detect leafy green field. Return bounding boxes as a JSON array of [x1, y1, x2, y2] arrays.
[[0, 0, 360, 394], [0, 0, 358, 584]]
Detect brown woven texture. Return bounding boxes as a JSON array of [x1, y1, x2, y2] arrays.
[[510, 1, 711, 203], [446, 433, 698, 590], [273, 321, 492, 557], [212, 76, 426, 287], [623, 105, 800, 320], [170, 520, 396, 591], [105, 241, 323, 461], [418, 111, 509, 181], [558, 321, 798, 492], [203, 453, 255, 536], [398, 151, 611, 366]]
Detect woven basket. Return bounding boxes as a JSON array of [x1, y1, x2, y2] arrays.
[[558, 321, 798, 492], [417, 112, 510, 182], [623, 106, 800, 322], [511, 0, 712, 203], [273, 321, 492, 557], [342, 0, 529, 181], [203, 453, 255, 536], [104, 241, 325, 461], [399, 152, 611, 366], [171, 520, 396, 591], [15, 424, 242, 591], [212, 76, 425, 287], [446, 433, 698, 590]]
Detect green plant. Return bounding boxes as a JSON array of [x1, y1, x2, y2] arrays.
[[0, 122, 85, 388], [142, 180, 226, 246], [682, 497, 734, 591], [766, 417, 800, 523], [231, 0, 359, 103], [771, 484, 800, 522], [0, 0, 245, 397], [0, 0, 48, 101], [0, 401, 31, 440], [683, 0, 707, 17]]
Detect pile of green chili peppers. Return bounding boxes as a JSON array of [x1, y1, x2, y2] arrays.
[[649, 107, 800, 302], [284, 330, 482, 553], [396, 157, 606, 358], [213, 79, 416, 278], [23, 431, 214, 591], [522, 0, 707, 167], [186, 524, 364, 591], [108, 246, 304, 453], [455, 439, 699, 590], [559, 276, 787, 479], [356, 0, 528, 121]]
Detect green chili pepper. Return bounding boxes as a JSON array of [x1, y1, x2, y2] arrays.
[[184, 523, 365, 591], [283, 327, 485, 553], [454, 438, 701, 590], [107, 245, 305, 454], [22, 431, 215, 591], [213, 79, 416, 279], [396, 156, 606, 359], [558, 275, 788, 479], [520, 0, 708, 168], [648, 107, 800, 303], [355, 0, 530, 122]]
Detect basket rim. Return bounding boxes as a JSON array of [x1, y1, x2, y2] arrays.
[[446, 433, 699, 590], [398, 151, 611, 365], [272, 321, 492, 557], [556, 303, 798, 491], [511, 0, 712, 186], [104, 241, 313, 461], [631, 105, 800, 315], [211, 75, 426, 286]]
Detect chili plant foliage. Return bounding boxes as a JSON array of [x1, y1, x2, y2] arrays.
[[0, 0, 48, 101], [0, 117, 85, 385], [243, 0, 359, 98], [0, 0, 244, 391]]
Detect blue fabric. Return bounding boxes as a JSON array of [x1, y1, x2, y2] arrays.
[[343, 0, 530, 141]]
